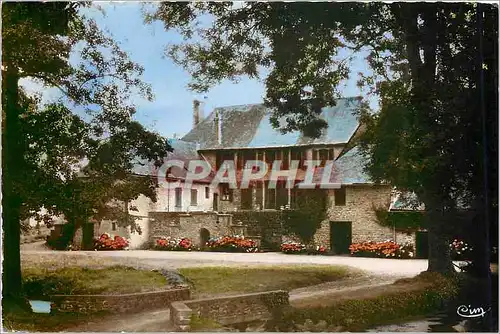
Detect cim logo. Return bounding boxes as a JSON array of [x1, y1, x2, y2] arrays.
[[456, 305, 490, 318]]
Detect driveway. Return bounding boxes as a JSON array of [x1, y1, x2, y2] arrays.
[[22, 244, 428, 278]]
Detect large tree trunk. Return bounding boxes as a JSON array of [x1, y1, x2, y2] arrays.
[[425, 203, 454, 273], [2, 67, 23, 298]]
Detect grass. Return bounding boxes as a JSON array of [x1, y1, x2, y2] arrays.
[[189, 315, 223, 331], [276, 271, 461, 332], [22, 265, 168, 297], [178, 265, 353, 298]]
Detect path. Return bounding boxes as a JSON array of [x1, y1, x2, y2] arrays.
[[66, 308, 174, 332], [22, 242, 428, 277]]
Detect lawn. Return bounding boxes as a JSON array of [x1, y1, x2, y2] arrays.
[[22, 265, 168, 296], [179, 265, 354, 298]]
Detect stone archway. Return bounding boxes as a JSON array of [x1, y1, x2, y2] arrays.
[[200, 228, 210, 248]]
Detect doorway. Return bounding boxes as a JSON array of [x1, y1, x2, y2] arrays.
[[330, 221, 352, 255], [200, 228, 211, 248], [415, 231, 429, 259], [213, 193, 218, 211]]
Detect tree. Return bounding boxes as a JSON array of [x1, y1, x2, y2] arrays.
[[283, 190, 328, 245], [146, 1, 497, 274], [2, 3, 171, 298]]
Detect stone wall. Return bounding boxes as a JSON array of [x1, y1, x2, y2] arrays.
[[51, 287, 190, 314], [171, 290, 290, 331], [149, 211, 233, 247], [314, 185, 415, 249], [218, 187, 241, 212], [232, 211, 284, 250]]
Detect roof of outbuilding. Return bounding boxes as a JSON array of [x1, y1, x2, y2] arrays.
[[182, 97, 362, 150], [131, 139, 202, 178], [332, 146, 372, 184]]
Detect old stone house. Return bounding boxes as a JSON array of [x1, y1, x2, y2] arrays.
[[47, 97, 416, 251], [135, 96, 414, 253]]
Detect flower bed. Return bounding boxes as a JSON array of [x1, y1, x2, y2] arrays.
[[349, 240, 414, 259], [281, 242, 327, 255], [94, 233, 129, 251], [450, 239, 473, 261], [205, 236, 259, 253], [155, 237, 194, 251]]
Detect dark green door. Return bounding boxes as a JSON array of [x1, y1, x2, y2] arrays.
[[82, 223, 95, 250], [415, 231, 429, 259], [330, 221, 352, 255]]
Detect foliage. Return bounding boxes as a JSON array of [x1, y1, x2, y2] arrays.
[[281, 242, 326, 255], [349, 240, 415, 259], [282, 190, 328, 244], [2, 2, 172, 296], [277, 272, 460, 332], [93, 233, 129, 251], [205, 235, 259, 253], [154, 237, 194, 251], [374, 207, 426, 232]]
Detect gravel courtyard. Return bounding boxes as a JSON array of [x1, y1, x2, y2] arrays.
[[22, 242, 428, 277]]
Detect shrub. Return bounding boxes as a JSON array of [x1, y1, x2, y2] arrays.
[[277, 272, 460, 332], [281, 242, 327, 255], [281, 242, 306, 254], [205, 236, 259, 253], [349, 240, 414, 259], [154, 237, 194, 251], [449, 239, 473, 261], [94, 233, 129, 251]]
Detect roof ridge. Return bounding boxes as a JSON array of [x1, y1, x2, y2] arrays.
[[211, 96, 362, 111]]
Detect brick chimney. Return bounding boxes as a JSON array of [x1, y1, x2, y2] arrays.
[[193, 99, 201, 127]]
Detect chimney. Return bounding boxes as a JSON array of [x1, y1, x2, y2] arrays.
[[193, 99, 201, 127], [214, 110, 222, 145]]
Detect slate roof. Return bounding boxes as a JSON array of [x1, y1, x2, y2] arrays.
[[131, 139, 212, 181], [182, 97, 362, 150], [332, 146, 372, 184]]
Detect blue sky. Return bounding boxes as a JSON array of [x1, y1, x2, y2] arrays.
[[21, 2, 374, 139]]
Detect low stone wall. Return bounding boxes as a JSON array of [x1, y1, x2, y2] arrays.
[[51, 287, 190, 314], [170, 290, 289, 331], [149, 211, 233, 247]]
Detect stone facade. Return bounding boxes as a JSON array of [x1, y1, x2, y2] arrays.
[[51, 287, 190, 314], [314, 185, 415, 249], [170, 290, 290, 331]]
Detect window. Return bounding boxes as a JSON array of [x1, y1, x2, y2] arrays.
[[282, 150, 290, 169], [112, 222, 117, 231], [291, 149, 305, 169], [191, 189, 198, 206], [318, 149, 329, 167], [265, 181, 276, 209], [175, 187, 182, 207], [220, 184, 233, 202], [241, 187, 253, 209], [334, 187, 346, 206], [205, 186, 210, 199]]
